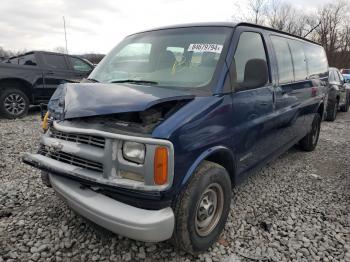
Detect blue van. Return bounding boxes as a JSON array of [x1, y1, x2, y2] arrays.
[[23, 23, 328, 253]]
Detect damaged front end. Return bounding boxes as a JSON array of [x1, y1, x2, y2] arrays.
[[24, 82, 193, 193]]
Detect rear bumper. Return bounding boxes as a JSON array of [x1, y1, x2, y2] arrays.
[[49, 174, 175, 242]]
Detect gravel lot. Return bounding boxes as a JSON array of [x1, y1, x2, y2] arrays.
[[0, 109, 349, 262]]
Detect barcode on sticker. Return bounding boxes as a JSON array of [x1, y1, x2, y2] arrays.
[[188, 44, 223, 53]]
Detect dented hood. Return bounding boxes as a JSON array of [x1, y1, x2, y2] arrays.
[[49, 83, 194, 119]]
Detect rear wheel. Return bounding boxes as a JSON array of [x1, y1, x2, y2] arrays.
[[172, 161, 232, 254], [299, 114, 321, 152], [0, 87, 29, 118], [325, 99, 338, 121]]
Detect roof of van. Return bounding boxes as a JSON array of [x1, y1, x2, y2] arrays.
[[132, 22, 320, 46]]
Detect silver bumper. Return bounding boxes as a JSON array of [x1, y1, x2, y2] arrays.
[[50, 174, 175, 242]]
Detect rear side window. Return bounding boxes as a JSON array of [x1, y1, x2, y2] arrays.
[[233, 31, 268, 84], [271, 36, 294, 83], [288, 40, 307, 81], [304, 44, 328, 77], [42, 54, 68, 70], [69, 57, 92, 72], [8, 54, 37, 66]]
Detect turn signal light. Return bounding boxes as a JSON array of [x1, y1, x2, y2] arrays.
[[154, 147, 168, 185]]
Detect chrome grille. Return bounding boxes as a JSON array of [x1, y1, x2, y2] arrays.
[[49, 128, 105, 148], [38, 146, 103, 173]]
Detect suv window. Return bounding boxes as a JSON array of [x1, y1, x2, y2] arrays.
[[288, 40, 307, 81], [304, 44, 328, 77], [69, 57, 92, 72], [8, 54, 37, 66], [271, 36, 294, 83], [329, 71, 335, 82], [42, 54, 68, 70], [19, 54, 37, 66], [337, 71, 344, 83], [233, 31, 268, 85]]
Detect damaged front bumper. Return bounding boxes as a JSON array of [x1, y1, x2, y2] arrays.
[[49, 174, 174, 242], [22, 120, 176, 241]]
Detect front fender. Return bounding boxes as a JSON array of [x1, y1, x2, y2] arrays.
[[180, 146, 235, 189]]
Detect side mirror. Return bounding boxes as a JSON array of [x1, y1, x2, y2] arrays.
[[237, 59, 268, 91]]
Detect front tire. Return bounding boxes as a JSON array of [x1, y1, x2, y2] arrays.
[[0, 87, 29, 119], [299, 114, 321, 152], [172, 161, 231, 254]]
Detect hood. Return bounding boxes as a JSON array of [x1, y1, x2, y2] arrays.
[[48, 83, 194, 119]]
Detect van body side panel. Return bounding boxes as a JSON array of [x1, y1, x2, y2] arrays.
[[230, 86, 275, 176], [155, 95, 234, 194]]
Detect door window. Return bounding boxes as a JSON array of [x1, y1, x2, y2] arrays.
[[42, 54, 68, 70], [288, 40, 307, 81], [233, 31, 268, 86], [69, 57, 92, 72], [271, 36, 294, 84]]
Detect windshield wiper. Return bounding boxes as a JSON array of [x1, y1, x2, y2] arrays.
[[86, 78, 100, 83], [110, 79, 158, 85]]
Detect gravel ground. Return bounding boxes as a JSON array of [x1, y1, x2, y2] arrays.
[[0, 109, 349, 262]]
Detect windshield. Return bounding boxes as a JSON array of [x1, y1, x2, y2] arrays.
[[90, 27, 232, 90], [341, 69, 350, 74]]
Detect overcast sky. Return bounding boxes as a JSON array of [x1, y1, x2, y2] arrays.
[[0, 0, 331, 55]]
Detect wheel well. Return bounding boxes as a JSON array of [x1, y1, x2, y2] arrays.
[[205, 150, 236, 187], [0, 79, 33, 103]]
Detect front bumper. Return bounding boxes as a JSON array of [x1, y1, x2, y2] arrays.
[[49, 173, 175, 242]]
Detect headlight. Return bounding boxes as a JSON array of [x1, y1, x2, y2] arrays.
[[122, 141, 145, 164]]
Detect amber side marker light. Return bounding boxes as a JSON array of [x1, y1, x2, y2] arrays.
[[42, 111, 49, 131], [154, 146, 168, 185]]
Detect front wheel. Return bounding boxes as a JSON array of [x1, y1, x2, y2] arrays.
[[0, 88, 29, 119], [172, 161, 232, 254], [299, 114, 321, 152]]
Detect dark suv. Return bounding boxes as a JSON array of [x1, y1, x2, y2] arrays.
[[0, 51, 94, 118], [23, 23, 328, 253], [325, 67, 350, 121]]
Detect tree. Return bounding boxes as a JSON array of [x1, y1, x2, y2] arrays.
[[233, 0, 350, 68]]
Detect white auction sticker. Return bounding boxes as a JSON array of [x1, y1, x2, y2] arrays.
[[188, 43, 223, 53]]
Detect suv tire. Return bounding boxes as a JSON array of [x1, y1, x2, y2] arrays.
[[299, 114, 321, 152], [325, 99, 338, 121], [0, 87, 29, 119], [172, 161, 232, 254]]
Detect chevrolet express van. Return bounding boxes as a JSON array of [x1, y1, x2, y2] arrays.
[[23, 23, 328, 253]]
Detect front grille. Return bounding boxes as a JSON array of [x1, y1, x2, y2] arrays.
[[49, 128, 105, 148], [38, 146, 103, 173]]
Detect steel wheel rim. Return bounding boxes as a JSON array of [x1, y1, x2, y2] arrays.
[[195, 183, 224, 237], [4, 93, 26, 116]]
